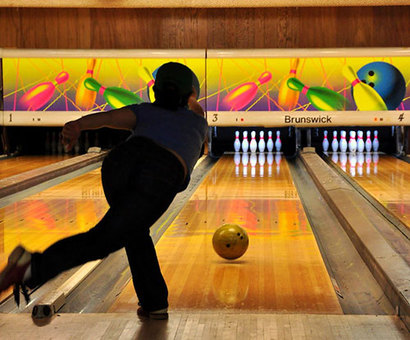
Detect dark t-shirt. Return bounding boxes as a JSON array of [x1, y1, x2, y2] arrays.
[[128, 103, 208, 176]]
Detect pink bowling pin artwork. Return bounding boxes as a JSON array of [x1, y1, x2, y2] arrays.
[[19, 71, 70, 111], [224, 71, 272, 111]]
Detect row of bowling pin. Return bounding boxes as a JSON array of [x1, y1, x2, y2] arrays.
[[234, 130, 282, 153], [332, 152, 379, 177], [323, 130, 379, 153], [234, 152, 282, 177]]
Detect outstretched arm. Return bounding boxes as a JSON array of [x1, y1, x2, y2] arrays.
[[187, 88, 208, 156], [62, 107, 136, 151], [188, 87, 205, 117]]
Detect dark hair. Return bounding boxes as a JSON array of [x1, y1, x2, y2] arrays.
[[153, 82, 192, 110]]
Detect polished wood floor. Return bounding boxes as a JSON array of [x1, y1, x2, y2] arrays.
[[2, 313, 409, 340], [109, 154, 342, 314], [2, 153, 406, 313], [330, 153, 410, 227], [0, 168, 107, 302], [1, 152, 409, 338], [0, 155, 72, 180]]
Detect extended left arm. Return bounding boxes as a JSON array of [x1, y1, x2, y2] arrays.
[[62, 107, 136, 151]]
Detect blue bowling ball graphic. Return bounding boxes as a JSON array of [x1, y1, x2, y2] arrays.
[[356, 62, 406, 110]]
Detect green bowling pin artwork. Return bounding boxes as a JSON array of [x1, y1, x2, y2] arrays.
[[287, 77, 349, 111], [84, 78, 143, 109]]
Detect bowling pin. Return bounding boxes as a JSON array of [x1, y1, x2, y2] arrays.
[[224, 71, 272, 111], [349, 153, 357, 177], [373, 130, 379, 152], [340, 130, 348, 152], [357, 130, 365, 153], [365, 131, 372, 152], [373, 153, 379, 174], [348, 131, 357, 153], [258, 152, 265, 177], [84, 78, 143, 109], [275, 131, 282, 152], [242, 131, 249, 153], [331, 131, 338, 153], [287, 77, 348, 111], [275, 153, 282, 175], [340, 152, 347, 172], [267, 131, 274, 152], [138, 66, 156, 103], [366, 152, 372, 175], [331, 152, 339, 164], [234, 152, 241, 177], [322, 130, 329, 153], [75, 59, 97, 111], [342, 65, 387, 111], [258, 131, 266, 153], [250, 153, 257, 177], [250, 131, 258, 153], [20, 71, 69, 111], [267, 152, 273, 177], [242, 152, 249, 177], [357, 152, 364, 176], [278, 58, 300, 110], [234, 131, 241, 152]]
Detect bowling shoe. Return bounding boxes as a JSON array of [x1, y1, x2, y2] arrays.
[[137, 306, 169, 320], [0, 245, 32, 305]]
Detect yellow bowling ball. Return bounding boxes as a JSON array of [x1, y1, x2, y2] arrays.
[[212, 224, 249, 260]]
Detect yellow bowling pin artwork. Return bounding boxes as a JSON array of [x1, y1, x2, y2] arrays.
[[278, 58, 300, 110], [342, 65, 387, 111], [138, 66, 156, 103], [75, 59, 97, 111]]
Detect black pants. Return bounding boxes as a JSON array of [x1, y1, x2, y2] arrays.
[[29, 137, 185, 311]]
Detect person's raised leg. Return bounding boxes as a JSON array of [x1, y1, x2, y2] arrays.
[[0, 206, 123, 300], [28, 207, 126, 288]]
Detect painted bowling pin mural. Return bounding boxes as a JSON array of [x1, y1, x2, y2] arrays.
[[2, 51, 409, 126], [5, 57, 204, 113]]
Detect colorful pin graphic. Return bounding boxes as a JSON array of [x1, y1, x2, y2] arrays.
[[224, 71, 272, 111], [342, 65, 387, 111], [287, 77, 348, 111], [75, 59, 97, 111], [278, 58, 300, 110], [84, 78, 143, 109], [138, 66, 156, 103], [19, 71, 69, 111]]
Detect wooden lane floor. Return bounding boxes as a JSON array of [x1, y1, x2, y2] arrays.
[[109, 153, 342, 314], [329, 153, 410, 228], [1, 313, 408, 339], [0, 155, 73, 180], [0, 168, 107, 303]]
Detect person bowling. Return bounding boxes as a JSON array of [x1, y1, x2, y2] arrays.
[[0, 62, 208, 320]]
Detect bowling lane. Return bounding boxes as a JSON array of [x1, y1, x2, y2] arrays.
[[330, 153, 410, 228], [0, 155, 73, 180], [0, 168, 107, 303], [109, 154, 342, 314]]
